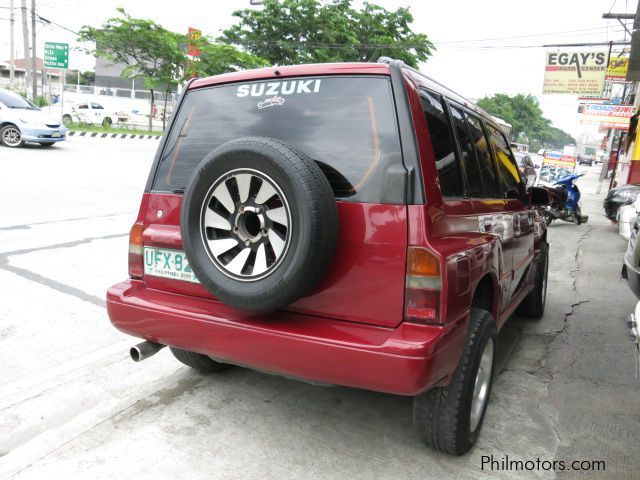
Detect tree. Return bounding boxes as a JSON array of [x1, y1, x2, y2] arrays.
[[194, 42, 268, 78], [79, 9, 184, 131], [477, 93, 575, 151], [546, 127, 577, 150], [222, 0, 433, 67], [79, 10, 269, 131]]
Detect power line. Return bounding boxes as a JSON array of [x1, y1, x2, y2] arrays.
[[227, 36, 631, 51], [433, 25, 627, 45], [0, 5, 78, 35], [37, 14, 79, 35], [0, 6, 626, 53]]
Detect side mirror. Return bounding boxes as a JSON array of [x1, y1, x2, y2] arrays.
[[529, 186, 551, 206]]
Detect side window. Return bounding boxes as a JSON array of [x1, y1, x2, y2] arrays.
[[91, 103, 104, 110], [489, 125, 523, 198], [465, 113, 500, 198], [449, 106, 483, 197], [419, 90, 463, 197], [78, 103, 88, 109]]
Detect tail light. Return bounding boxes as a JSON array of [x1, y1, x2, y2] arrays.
[[128, 222, 145, 279], [404, 246, 442, 324]]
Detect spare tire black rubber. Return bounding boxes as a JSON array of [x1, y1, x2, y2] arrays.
[[181, 137, 338, 312]]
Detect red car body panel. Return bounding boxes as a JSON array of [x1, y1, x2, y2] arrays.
[[107, 279, 468, 395], [107, 62, 545, 396], [139, 193, 408, 328]]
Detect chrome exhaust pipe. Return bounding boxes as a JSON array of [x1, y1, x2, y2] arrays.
[[130, 341, 166, 362]]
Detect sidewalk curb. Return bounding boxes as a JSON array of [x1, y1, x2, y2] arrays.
[[67, 131, 162, 140]]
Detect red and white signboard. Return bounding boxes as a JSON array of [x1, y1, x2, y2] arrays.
[[579, 103, 633, 131], [543, 151, 577, 169]]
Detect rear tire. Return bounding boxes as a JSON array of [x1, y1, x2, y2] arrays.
[[517, 241, 549, 318], [170, 347, 229, 373], [102, 117, 113, 127], [413, 308, 497, 455]]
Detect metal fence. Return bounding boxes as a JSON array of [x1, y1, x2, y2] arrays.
[[0, 78, 176, 104], [62, 84, 177, 103]]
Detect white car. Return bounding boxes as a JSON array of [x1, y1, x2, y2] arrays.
[[618, 196, 640, 241], [64, 101, 126, 127]]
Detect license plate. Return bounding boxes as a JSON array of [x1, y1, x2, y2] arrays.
[[52, 132, 61, 138], [143, 247, 199, 283]]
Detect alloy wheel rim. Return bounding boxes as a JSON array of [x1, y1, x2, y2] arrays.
[[470, 337, 494, 432], [200, 168, 292, 281], [3, 127, 21, 147]]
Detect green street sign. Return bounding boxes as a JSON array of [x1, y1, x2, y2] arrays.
[[44, 42, 69, 69]]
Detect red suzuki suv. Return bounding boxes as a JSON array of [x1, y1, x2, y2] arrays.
[[107, 58, 549, 455]]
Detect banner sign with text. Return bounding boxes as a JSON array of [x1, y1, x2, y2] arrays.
[[187, 27, 201, 57], [578, 103, 633, 130], [543, 51, 607, 95], [606, 56, 629, 82], [543, 151, 577, 169]]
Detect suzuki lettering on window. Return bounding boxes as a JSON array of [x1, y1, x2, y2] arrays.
[[236, 79, 322, 97]]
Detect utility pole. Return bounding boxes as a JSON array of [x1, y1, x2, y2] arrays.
[[31, 0, 37, 100], [9, 0, 15, 89], [20, 0, 30, 98]]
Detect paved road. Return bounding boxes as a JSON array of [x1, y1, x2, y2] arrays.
[[0, 139, 638, 479]]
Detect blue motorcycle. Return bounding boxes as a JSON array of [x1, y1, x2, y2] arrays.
[[542, 173, 589, 225]]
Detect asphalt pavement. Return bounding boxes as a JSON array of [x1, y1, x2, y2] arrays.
[[0, 139, 638, 479]]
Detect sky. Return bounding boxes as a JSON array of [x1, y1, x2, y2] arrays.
[[0, 0, 636, 139]]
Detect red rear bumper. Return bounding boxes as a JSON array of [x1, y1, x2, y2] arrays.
[[106, 280, 468, 396]]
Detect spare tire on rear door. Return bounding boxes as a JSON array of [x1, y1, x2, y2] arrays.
[[181, 137, 338, 312]]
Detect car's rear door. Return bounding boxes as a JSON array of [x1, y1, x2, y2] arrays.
[[487, 125, 535, 299], [447, 104, 514, 314]]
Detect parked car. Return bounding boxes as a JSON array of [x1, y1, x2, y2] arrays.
[[618, 195, 640, 241], [623, 212, 640, 295], [0, 88, 67, 148], [64, 100, 126, 127], [603, 184, 640, 220], [514, 152, 537, 187], [622, 213, 640, 366], [106, 58, 550, 456]]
